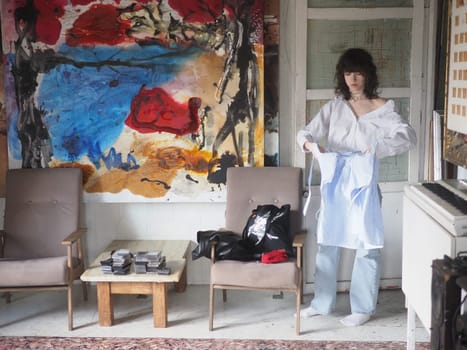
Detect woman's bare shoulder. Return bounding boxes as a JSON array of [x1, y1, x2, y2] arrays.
[[372, 97, 387, 108]]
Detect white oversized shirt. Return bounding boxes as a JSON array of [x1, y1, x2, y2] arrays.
[[312, 144, 384, 249], [297, 96, 417, 248], [296, 96, 417, 158]]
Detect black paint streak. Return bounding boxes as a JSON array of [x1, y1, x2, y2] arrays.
[[13, 1, 52, 168], [209, 4, 259, 177], [140, 177, 171, 190], [208, 152, 236, 185], [185, 174, 199, 183]]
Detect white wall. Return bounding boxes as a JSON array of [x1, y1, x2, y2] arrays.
[[81, 201, 226, 285]]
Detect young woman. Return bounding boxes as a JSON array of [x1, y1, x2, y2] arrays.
[[296, 48, 416, 327]]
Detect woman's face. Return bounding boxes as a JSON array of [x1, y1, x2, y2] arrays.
[[344, 71, 365, 94]]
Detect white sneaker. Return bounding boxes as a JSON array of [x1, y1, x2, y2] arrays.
[[295, 305, 323, 318], [340, 313, 371, 327]]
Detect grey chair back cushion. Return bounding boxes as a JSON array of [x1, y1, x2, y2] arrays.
[[4, 168, 82, 259], [225, 167, 302, 237]]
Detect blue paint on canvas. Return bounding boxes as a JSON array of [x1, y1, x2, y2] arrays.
[[31, 44, 200, 166]]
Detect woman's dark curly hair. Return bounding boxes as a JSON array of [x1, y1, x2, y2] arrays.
[[334, 48, 379, 100]]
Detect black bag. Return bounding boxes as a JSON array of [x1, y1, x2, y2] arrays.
[[192, 230, 261, 261], [242, 204, 294, 257]]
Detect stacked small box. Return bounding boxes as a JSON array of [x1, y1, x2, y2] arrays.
[[146, 251, 164, 273], [100, 257, 113, 274], [111, 249, 132, 275], [134, 251, 151, 274], [133, 250, 170, 274]]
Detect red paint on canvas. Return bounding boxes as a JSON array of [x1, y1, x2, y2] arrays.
[[66, 4, 132, 46], [168, 0, 224, 22], [32, 0, 66, 44], [125, 87, 201, 136]]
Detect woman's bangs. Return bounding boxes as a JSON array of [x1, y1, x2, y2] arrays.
[[342, 63, 365, 74]]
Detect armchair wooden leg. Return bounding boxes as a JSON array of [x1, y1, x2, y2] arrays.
[[300, 254, 304, 304], [296, 290, 301, 336], [296, 271, 302, 335], [68, 285, 73, 331], [82, 281, 88, 301], [209, 284, 214, 331]]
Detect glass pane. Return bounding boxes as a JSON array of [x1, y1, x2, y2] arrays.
[[304, 100, 328, 185], [379, 98, 410, 182], [308, 0, 413, 7], [307, 19, 412, 89], [304, 98, 410, 184]]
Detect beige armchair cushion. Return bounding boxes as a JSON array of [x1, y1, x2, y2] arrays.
[[0, 256, 68, 287], [211, 260, 299, 289]]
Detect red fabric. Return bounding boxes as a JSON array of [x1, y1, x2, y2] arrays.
[[261, 249, 288, 264]]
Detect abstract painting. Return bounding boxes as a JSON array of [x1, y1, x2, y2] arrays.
[[263, 0, 279, 167], [0, 0, 264, 201], [0, 20, 6, 196]]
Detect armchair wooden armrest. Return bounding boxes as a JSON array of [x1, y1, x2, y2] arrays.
[[61, 228, 86, 272], [61, 228, 86, 246], [208, 228, 232, 264], [292, 231, 307, 248], [292, 231, 306, 270], [210, 241, 217, 264], [0, 229, 5, 258]]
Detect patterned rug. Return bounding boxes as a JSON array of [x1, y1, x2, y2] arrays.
[[0, 337, 430, 350]]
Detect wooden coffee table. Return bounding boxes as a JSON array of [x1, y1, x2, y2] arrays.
[[80, 240, 190, 328]]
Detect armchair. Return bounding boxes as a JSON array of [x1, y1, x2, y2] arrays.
[[209, 167, 306, 335], [0, 168, 87, 330]]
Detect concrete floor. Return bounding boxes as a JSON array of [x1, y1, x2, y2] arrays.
[[0, 284, 430, 343]]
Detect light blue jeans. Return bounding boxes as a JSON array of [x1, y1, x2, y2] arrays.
[[310, 244, 381, 315]]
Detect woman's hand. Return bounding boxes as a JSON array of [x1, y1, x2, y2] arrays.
[[304, 141, 314, 152], [304, 142, 325, 158], [305, 142, 325, 152]]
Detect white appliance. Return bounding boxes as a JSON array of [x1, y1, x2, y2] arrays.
[[402, 180, 467, 350]]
